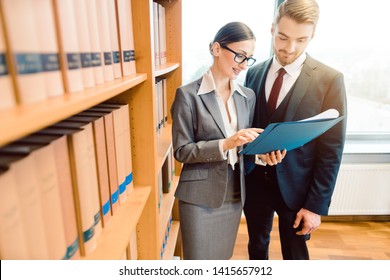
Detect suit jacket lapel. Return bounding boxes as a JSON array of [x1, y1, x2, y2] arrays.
[[284, 55, 316, 121], [199, 92, 227, 138]]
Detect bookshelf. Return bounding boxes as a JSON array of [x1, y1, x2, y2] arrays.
[[0, 0, 182, 260]]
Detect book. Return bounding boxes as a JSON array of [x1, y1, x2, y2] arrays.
[[0, 165, 29, 259], [107, 0, 122, 79], [116, 0, 136, 76], [239, 109, 345, 155], [153, 2, 160, 66], [32, 0, 64, 98], [0, 152, 49, 259], [158, 4, 167, 65], [0, 11, 16, 110], [73, 0, 95, 88], [67, 115, 112, 228], [96, 0, 115, 82], [53, 0, 84, 93], [85, 0, 104, 85], [1, 0, 47, 104]]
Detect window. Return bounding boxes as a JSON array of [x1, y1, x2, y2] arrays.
[[182, 0, 274, 85], [308, 0, 390, 134], [182, 0, 390, 136]]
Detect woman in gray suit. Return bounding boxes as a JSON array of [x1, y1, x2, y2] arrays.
[[171, 22, 285, 260]]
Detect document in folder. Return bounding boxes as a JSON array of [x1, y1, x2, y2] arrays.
[[239, 109, 344, 155]]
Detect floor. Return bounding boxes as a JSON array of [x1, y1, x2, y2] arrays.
[[231, 216, 390, 260]]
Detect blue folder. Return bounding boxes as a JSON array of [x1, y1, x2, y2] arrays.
[[239, 116, 344, 155]]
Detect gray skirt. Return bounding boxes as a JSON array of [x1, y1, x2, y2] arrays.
[[179, 165, 242, 260]]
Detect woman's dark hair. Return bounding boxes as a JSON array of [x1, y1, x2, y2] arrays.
[[210, 21, 255, 51]]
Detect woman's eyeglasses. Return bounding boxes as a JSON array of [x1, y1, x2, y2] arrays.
[[221, 45, 256, 66]]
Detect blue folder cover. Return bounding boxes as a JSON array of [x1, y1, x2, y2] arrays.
[[239, 116, 344, 155]]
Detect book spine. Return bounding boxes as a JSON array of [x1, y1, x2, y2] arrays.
[[53, 0, 84, 93], [73, 0, 95, 88], [0, 167, 30, 259], [33, 144, 68, 260], [13, 154, 50, 259], [1, 0, 47, 104], [32, 0, 64, 98], [96, 0, 114, 82], [0, 11, 16, 110], [107, 0, 122, 79]]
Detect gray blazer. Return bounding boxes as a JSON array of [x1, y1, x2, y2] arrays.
[[171, 77, 256, 208]]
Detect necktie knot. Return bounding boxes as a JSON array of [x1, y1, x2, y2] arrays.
[[268, 68, 286, 114]]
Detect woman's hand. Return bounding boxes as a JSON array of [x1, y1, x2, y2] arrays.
[[258, 149, 287, 166], [222, 128, 263, 151]]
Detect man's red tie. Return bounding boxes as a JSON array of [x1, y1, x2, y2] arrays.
[[268, 68, 286, 114]]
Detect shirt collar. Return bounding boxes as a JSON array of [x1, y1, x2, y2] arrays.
[[271, 52, 306, 76], [197, 69, 247, 98]]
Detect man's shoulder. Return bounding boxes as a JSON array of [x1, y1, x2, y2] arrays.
[[305, 55, 343, 75]]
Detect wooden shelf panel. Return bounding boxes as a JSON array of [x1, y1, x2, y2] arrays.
[[83, 186, 151, 260], [0, 73, 147, 146], [155, 62, 180, 77], [162, 221, 180, 260]]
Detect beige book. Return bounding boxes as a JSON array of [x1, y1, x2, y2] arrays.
[[96, 0, 114, 82], [85, 0, 104, 85], [73, 0, 95, 88], [1, 0, 47, 104], [61, 121, 102, 256], [79, 110, 120, 216], [0, 12, 16, 110], [53, 0, 83, 93], [32, 0, 64, 97], [0, 166, 29, 259], [116, 0, 136, 76], [11, 153, 50, 259], [153, 2, 160, 66], [107, 0, 122, 79], [67, 115, 112, 228], [158, 4, 167, 65], [32, 143, 68, 259], [51, 135, 81, 259], [121, 104, 134, 194]]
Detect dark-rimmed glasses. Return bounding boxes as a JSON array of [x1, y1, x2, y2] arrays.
[[221, 45, 256, 66]]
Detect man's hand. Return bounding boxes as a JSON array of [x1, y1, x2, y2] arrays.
[[293, 208, 321, 235]]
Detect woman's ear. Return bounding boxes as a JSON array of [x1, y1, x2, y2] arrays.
[[210, 42, 221, 56]]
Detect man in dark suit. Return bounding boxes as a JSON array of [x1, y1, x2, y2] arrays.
[[243, 0, 347, 260]]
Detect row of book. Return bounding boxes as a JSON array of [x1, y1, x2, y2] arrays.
[[0, 0, 136, 111], [153, 1, 167, 66], [0, 103, 134, 259], [155, 77, 169, 135]]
